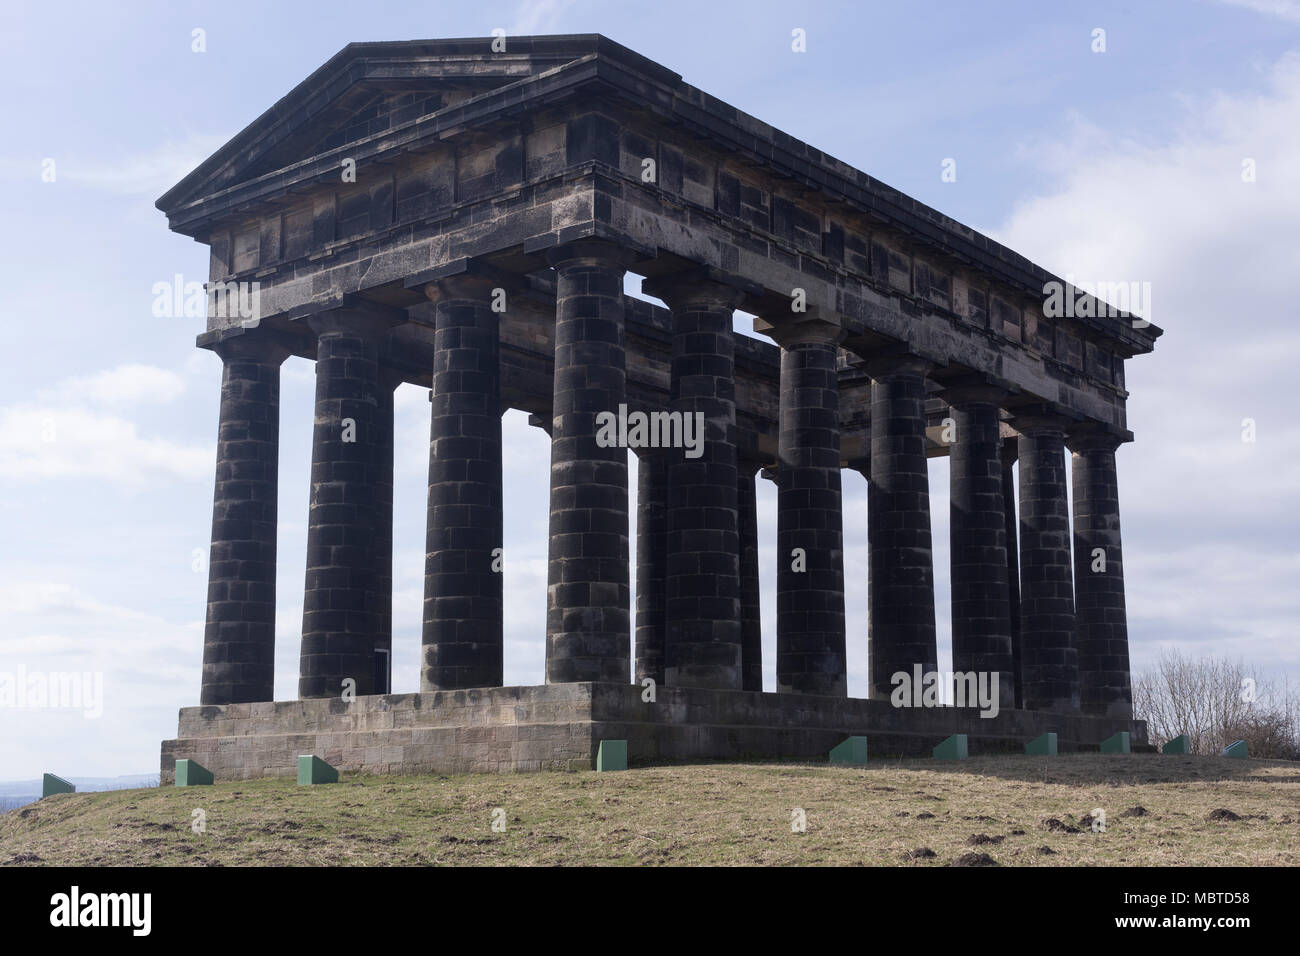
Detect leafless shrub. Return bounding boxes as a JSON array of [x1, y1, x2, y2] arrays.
[[1132, 648, 1299, 759]]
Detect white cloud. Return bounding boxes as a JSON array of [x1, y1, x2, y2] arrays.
[[1215, 0, 1300, 23], [995, 54, 1300, 677], [0, 364, 210, 484], [0, 580, 197, 674], [0, 580, 201, 776], [40, 363, 187, 407]]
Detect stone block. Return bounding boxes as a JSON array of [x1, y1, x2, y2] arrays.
[[1100, 731, 1130, 754], [42, 773, 75, 797], [1025, 732, 1057, 755], [829, 735, 868, 765], [297, 754, 339, 784], [1222, 739, 1247, 759], [1161, 734, 1190, 755], [933, 734, 968, 760], [597, 739, 627, 771], [174, 759, 215, 786]]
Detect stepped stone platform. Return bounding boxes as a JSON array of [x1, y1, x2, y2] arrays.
[[160, 683, 1148, 782]]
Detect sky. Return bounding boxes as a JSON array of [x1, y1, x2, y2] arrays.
[[1, 0, 1297, 779]]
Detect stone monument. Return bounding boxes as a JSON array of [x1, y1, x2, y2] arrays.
[[158, 35, 1157, 780]]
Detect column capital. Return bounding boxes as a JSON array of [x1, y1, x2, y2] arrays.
[[545, 238, 639, 272], [938, 376, 1008, 408], [205, 330, 291, 365], [422, 273, 503, 307], [758, 313, 845, 348], [307, 304, 404, 339], [1066, 423, 1129, 453], [1008, 404, 1076, 436], [642, 266, 749, 311], [856, 345, 934, 380]]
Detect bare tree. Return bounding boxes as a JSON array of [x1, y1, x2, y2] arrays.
[[1132, 649, 1299, 759]]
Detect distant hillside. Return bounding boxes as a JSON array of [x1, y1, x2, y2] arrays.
[[0, 774, 158, 812], [2, 756, 1296, 866]]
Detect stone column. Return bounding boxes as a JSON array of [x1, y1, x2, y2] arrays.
[[1015, 412, 1079, 713], [945, 385, 1015, 709], [643, 271, 744, 691], [546, 241, 635, 683], [737, 458, 763, 692], [201, 335, 288, 705], [1001, 438, 1023, 708], [299, 309, 396, 699], [863, 353, 937, 700], [771, 320, 846, 697], [421, 276, 504, 691], [635, 450, 668, 687], [1069, 428, 1133, 718], [372, 369, 401, 695]]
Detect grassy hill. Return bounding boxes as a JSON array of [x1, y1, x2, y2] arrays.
[[3, 754, 1297, 866]]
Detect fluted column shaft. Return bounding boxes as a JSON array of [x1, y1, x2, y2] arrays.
[[644, 273, 743, 691], [299, 310, 394, 699], [201, 336, 287, 705], [1016, 417, 1079, 712], [774, 325, 846, 696], [865, 355, 937, 699], [947, 389, 1015, 708], [737, 458, 763, 692], [635, 451, 668, 686], [422, 277, 504, 691], [546, 242, 633, 683], [1070, 431, 1132, 718]]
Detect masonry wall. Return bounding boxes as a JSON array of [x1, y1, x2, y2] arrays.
[[162, 683, 1149, 781], [162, 685, 599, 781]]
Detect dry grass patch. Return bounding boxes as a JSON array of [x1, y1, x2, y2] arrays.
[[2, 754, 1296, 866]]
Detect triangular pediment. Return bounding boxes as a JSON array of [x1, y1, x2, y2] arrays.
[[157, 36, 661, 216]]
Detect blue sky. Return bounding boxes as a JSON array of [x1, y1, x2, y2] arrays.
[[2, 0, 1298, 778]]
